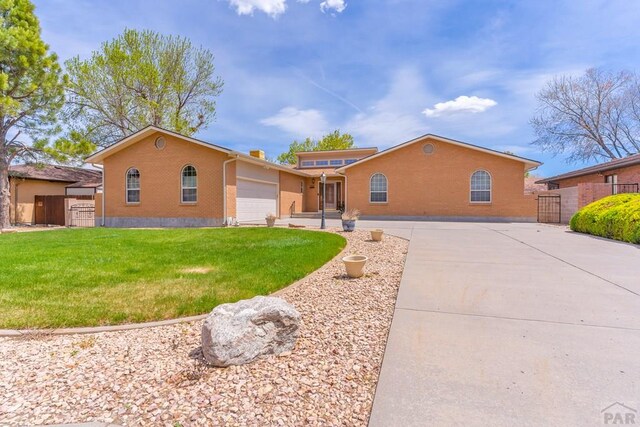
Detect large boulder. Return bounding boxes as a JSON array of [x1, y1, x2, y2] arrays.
[[201, 296, 301, 367]]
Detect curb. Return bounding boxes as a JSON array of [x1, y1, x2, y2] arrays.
[[0, 313, 209, 337]]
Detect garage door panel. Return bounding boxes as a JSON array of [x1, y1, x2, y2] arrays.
[[236, 179, 277, 222]]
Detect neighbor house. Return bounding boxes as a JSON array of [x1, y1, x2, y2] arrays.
[[85, 126, 541, 226], [536, 153, 640, 191], [534, 154, 640, 223], [9, 164, 102, 225]]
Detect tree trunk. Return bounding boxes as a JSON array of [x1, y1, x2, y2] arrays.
[[0, 155, 11, 229]]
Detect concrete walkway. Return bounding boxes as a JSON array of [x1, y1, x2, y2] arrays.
[[364, 222, 640, 426]]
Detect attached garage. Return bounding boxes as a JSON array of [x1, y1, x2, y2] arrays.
[[236, 178, 278, 222]]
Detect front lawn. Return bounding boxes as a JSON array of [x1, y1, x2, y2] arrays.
[[0, 227, 345, 329]]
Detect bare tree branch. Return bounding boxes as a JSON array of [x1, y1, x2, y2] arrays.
[[531, 68, 640, 163]]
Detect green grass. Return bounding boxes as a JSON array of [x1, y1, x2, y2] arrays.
[[0, 227, 345, 329], [570, 193, 640, 244]]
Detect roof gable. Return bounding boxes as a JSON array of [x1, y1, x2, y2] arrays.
[[85, 125, 311, 177], [85, 126, 232, 164], [335, 134, 542, 172]]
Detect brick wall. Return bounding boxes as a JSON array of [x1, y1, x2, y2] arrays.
[[343, 137, 537, 220], [103, 131, 227, 225], [303, 177, 319, 212], [578, 182, 616, 208], [279, 171, 304, 217], [225, 160, 236, 221]]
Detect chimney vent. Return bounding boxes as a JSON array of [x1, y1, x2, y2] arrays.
[[250, 150, 265, 160]]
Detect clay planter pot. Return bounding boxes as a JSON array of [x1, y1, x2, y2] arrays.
[[342, 219, 356, 232], [370, 229, 384, 241], [342, 255, 368, 278], [266, 218, 276, 227]]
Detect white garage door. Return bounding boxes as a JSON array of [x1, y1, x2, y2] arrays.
[[236, 178, 278, 222]]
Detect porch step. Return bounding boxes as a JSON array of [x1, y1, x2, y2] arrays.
[[290, 211, 342, 219]]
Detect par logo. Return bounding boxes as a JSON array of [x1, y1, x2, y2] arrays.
[[602, 402, 637, 425]]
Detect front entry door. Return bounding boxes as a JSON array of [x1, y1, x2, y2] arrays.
[[325, 183, 337, 209]]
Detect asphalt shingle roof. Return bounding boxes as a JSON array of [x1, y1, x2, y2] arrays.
[[9, 164, 102, 186]]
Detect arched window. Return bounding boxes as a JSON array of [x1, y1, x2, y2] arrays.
[[181, 165, 197, 203], [470, 170, 491, 203], [126, 168, 140, 203], [370, 173, 388, 203]]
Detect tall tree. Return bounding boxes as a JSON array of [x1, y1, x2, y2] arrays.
[[531, 68, 640, 163], [54, 28, 223, 161], [278, 130, 354, 164], [0, 0, 66, 229]]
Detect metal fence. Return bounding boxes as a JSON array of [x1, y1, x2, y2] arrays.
[[68, 203, 95, 227], [538, 195, 561, 224], [612, 183, 639, 194]]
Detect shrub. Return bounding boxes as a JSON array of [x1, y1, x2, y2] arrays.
[[570, 194, 640, 244]]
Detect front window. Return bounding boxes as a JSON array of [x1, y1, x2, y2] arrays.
[[126, 168, 140, 203], [329, 159, 343, 166], [181, 165, 197, 203], [370, 173, 388, 203], [315, 160, 329, 166], [470, 170, 491, 203], [345, 159, 357, 165], [301, 160, 314, 167]]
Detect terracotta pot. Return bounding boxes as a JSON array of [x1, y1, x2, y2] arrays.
[[266, 218, 276, 227], [342, 255, 368, 278], [370, 229, 384, 241]]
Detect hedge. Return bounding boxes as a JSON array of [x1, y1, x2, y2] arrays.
[[569, 193, 640, 244]]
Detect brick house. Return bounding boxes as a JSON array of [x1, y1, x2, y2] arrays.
[[535, 153, 640, 223], [536, 153, 640, 191], [86, 126, 541, 226]]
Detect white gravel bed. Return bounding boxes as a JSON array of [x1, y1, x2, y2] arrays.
[[0, 229, 408, 426]]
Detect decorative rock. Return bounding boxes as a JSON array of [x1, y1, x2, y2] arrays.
[[201, 296, 301, 367], [0, 231, 408, 426]]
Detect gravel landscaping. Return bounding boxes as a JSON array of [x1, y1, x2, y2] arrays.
[[0, 228, 408, 426]]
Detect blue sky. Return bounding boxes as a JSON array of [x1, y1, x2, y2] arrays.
[[33, 0, 640, 176]]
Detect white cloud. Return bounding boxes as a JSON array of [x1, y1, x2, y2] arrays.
[[345, 67, 431, 147], [227, 0, 287, 18], [226, 0, 346, 17], [320, 0, 346, 13], [261, 107, 328, 138], [423, 95, 497, 117]]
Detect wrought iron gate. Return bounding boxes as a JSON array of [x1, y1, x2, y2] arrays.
[[68, 203, 95, 227], [537, 195, 561, 223]]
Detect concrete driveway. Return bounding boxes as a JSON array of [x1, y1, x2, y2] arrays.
[[362, 221, 640, 426]]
